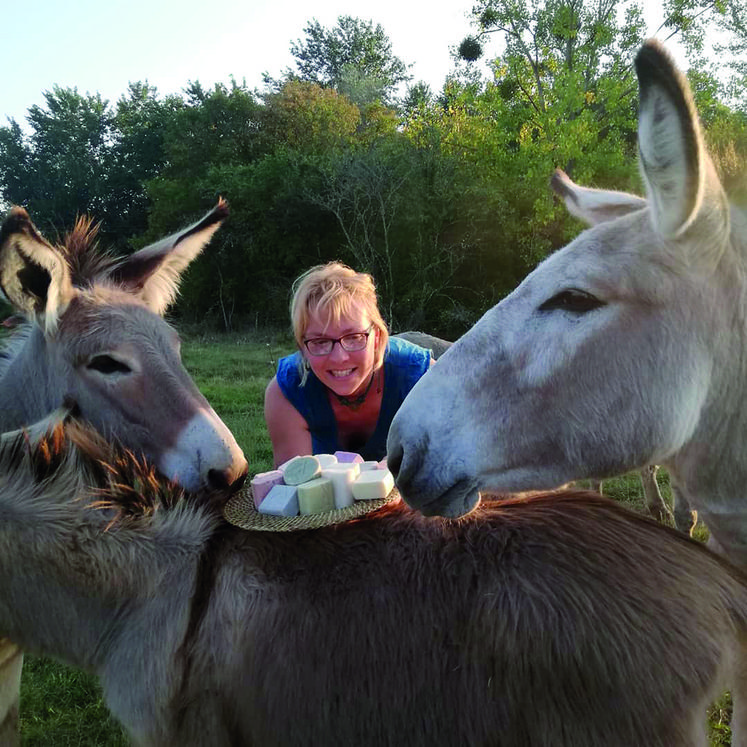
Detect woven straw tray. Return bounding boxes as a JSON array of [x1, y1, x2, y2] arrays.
[[223, 484, 400, 531]]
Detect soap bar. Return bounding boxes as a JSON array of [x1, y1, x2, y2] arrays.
[[322, 467, 356, 509], [283, 455, 322, 485], [360, 461, 379, 471], [315, 453, 338, 469], [352, 469, 394, 500], [250, 470, 284, 508], [377, 457, 388, 470], [277, 455, 302, 473], [297, 478, 336, 515], [332, 462, 361, 479], [258, 484, 299, 516], [334, 451, 364, 464]]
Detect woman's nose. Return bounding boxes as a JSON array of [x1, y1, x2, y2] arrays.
[[328, 341, 351, 361]]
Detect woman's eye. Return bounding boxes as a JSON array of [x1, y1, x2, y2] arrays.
[[86, 355, 132, 375], [538, 290, 605, 314]]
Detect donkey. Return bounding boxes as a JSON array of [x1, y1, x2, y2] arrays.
[[388, 37, 747, 739], [2, 418, 747, 746], [394, 333, 680, 522], [0, 202, 248, 744]]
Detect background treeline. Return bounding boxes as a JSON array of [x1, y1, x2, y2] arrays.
[[0, 0, 745, 339]]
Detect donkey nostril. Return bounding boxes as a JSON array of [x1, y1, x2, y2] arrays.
[[207, 468, 230, 491], [208, 465, 248, 494]]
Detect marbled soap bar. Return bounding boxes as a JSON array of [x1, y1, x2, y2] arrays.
[[321, 467, 356, 509], [315, 453, 338, 469], [277, 455, 301, 472], [297, 477, 336, 515], [250, 470, 284, 508], [283, 455, 322, 486], [334, 451, 364, 464], [258, 484, 299, 516], [352, 469, 394, 500]]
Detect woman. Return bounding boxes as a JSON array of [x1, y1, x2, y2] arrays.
[[264, 262, 433, 467]]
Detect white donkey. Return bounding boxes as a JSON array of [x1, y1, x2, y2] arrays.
[[388, 39, 747, 734], [0, 201, 248, 744]]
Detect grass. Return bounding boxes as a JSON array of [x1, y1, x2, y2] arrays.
[[16, 328, 733, 744]]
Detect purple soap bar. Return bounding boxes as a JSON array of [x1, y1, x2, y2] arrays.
[[334, 451, 364, 464], [250, 470, 284, 508]]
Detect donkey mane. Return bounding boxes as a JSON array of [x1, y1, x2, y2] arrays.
[[55, 216, 119, 288]]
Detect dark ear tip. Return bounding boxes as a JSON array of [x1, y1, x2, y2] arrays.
[[635, 39, 678, 90], [1, 206, 33, 240], [550, 169, 571, 197], [214, 197, 229, 220]]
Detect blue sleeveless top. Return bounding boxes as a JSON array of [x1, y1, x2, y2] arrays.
[[275, 337, 431, 461]]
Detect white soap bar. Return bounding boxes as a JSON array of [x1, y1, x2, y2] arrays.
[[352, 469, 394, 500], [360, 461, 379, 471], [297, 478, 336, 514], [258, 484, 299, 516], [315, 453, 338, 469], [283, 455, 322, 486], [331, 462, 361, 479], [322, 467, 356, 509]]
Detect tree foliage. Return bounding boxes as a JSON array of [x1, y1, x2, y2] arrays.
[[285, 16, 412, 106], [0, 10, 744, 336]]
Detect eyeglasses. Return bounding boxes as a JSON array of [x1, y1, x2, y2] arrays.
[[303, 324, 374, 356]]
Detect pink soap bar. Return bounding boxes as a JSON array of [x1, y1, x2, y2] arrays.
[[250, 470, 284, 508], [334, 451, 364, 464]]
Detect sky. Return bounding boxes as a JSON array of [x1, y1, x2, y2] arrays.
[[1, 0, 479, 126], [2, 0, 685, 129]]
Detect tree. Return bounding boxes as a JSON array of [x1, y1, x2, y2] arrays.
[[0, 87, 114, 236], [285, 16, 412, 107]]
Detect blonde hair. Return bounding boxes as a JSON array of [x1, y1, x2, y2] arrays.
[[290, 262, 389, 381]]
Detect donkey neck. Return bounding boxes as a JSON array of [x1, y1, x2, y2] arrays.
[[669, 236, 747, 516], [0, 483, 213, 673], [0, 327, 59, 430]]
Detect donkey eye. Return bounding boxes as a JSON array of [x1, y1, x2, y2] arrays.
[[87, 355, 132, 375], [538, 289, 605, 314]]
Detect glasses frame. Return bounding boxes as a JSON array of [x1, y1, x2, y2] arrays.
[[303, 324, 374, 357]]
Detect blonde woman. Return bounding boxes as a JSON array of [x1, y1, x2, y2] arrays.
[[264, 262, 433, 467]]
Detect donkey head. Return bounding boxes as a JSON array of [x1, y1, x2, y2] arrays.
[[0, 201, 248, 493], [388, 40, 739, 517]]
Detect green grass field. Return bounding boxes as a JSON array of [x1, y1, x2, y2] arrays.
[[17, 329, 733, 744]]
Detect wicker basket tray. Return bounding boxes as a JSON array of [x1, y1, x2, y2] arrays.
[[223, 484, 400, 531]]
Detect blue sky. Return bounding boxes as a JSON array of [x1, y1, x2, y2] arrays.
[[2, 0, 476, 125], [3, 0, 679, 127]]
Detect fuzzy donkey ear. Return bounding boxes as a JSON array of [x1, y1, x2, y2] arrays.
[[109, 199, 229, 315], [550, 169, 647, 226], [635, 39, 731, 248], [0, 207, 74, 334]]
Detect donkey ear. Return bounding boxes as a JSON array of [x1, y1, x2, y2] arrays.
[[635, 40, 724, 242], [109, 199, 229, 314], [0, 207, 74, 333], [550, 169, 647, 225]]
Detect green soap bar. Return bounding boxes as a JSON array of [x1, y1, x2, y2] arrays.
[[283, 455, 322, 485], [297, 477, 336, 515]]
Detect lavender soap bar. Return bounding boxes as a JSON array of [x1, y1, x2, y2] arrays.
[[250, 470, 284, 508]]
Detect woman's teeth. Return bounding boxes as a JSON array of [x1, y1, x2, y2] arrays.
[[330, 369, 354, 378]]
